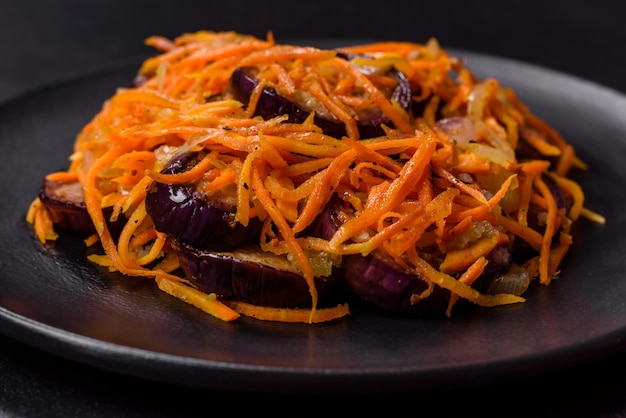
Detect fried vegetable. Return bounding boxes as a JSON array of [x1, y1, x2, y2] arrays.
[[229, 52, 411, 139], [146, 153, 262, 250], [26, 31, 603, 324], [175, 241, 337, 309]]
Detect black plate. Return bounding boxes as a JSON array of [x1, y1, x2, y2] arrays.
[[0, 48, 624, 395]]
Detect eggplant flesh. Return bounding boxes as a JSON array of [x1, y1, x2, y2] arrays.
[[175, 241, 337, 309], [145, 153, 262, 251], [229, 54, 412, 139], [39, 179, 94, 235], [38, 178, 126, 237]]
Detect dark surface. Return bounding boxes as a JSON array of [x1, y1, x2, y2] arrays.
[[0, 1, 625, 417]]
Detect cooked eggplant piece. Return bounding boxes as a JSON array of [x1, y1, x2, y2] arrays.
[[37, 178, 129, 237], [38, 178, 129, 239], [145, 153, 262, 250], [338, 250, 450, 314], [174, 240, 337, 308], [306, 198, 449, 314], [38, 179, 95, 235], [229, 53, 412, 139]]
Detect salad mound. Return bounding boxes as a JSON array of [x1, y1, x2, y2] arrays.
[[27, 31, 604, 323]]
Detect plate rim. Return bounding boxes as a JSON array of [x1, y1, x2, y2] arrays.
[[2, 302, 624, 394]]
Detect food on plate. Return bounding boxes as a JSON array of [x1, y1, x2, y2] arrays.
[[26, 31, 605, 323]]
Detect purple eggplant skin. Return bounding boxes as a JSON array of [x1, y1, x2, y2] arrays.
[[39, 179, 95, 235], [174, 241, 337, 309], [145, 153, 262, 251], [229, 58, 412, 139], [38, 178, 125, 237], [339, 250, 452, 314]]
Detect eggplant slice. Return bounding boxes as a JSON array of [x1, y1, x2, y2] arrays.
[[145, 153, 263, 251], [175, 241, 337, 309], [39, 179, 95, 235], [38, 178, 126, 237], [229, 53, 412, 139]]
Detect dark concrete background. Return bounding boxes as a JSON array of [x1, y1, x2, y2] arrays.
[[1, 0, 624, 103]]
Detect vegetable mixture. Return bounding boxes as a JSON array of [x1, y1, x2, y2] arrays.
[[26, 31, 605, 323]]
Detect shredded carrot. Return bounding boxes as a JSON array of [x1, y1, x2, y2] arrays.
[[45, 171, 78, 183], [149, 153, 213, 184], [410, 252, 525, 307], [534, 175, 559, 285], [445, 256, 489, 316], [250, 159, 318, 322], [432, 163, 489, 206], [27, 198, 58, 243], [439, 234, 501, 274], [26, 30, 601, 324], [329, 135, 436, 247], [156, 277, 240, 322], [292, 147, 357, 234], [226, 301, 350, 323], [84, 233, 100, 247]]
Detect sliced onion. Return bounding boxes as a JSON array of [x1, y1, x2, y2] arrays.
[[486, 264, 530, 296], [435, 116, 477, 147]]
